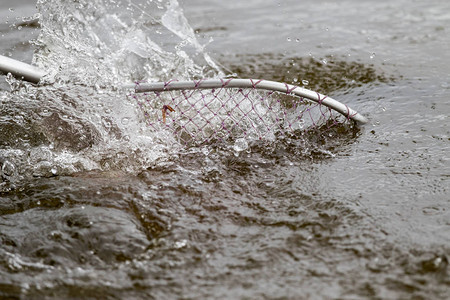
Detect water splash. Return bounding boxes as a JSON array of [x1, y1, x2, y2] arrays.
[[1, 0, 222, 184], [33, 0, 221, 86], [161, 0, 223, 77]]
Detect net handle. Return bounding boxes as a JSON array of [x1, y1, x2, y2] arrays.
[[133, 79, 368, 124], [0, 54, 45, 84]]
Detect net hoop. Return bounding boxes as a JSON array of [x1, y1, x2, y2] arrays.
[[132, 79, 368, 125]]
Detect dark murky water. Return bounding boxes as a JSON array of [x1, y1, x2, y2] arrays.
[[1, 0, 449, 299]]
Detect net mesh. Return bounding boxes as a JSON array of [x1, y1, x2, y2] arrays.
[[131, 84, 351, 145]]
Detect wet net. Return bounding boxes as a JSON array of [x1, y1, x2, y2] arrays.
[[130, 79, 367, 145]]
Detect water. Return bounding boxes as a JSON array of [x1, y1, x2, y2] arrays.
[[1, 0, 449, 299]]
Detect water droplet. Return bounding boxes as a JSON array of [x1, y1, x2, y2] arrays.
[[50, 231, 62, 239], [174, 239, 187, 249], [40, 109, 51, 117], [233, 138, 249, 152], [51, 167, 58, 175]]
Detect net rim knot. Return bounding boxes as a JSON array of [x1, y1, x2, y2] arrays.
[[250, 79, 263, 89], [164, 79, 177, 90], [284, 83, 297, 94]]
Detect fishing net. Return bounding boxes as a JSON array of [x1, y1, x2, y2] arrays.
[[130, 79, 365, 145]]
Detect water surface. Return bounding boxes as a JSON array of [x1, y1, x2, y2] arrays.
[[1, 0, 449, 299]]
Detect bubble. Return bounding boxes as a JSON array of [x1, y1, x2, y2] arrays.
[[370, 52, 376, 59], [286, 37, 292, 42], [121, 117, 130, 125], [1, 160, 16, 177], [302, 80, 309, 86], [102, 119, 112, 128]]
